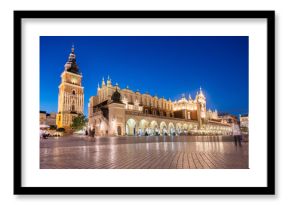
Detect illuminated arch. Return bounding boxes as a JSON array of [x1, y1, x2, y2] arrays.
[[176, 123, 182, 134], [138, 119, 149, 136], [168, 122, 175, 135], [183, 123, 188, 130], [160, 121, 167, 135], [188, 124, 193, 131], [126, 118, 137, 136], [100, 120, 108, 136], [149, 120, 158, 135]]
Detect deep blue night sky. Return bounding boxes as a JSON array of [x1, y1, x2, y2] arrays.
[[40, 36, 248, 116]]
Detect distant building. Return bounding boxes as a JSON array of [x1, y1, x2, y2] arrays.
[[218, 113, 238, 125], [46, 112, 57, 126], [240, 114, 249, 128], [39, 111, 57, 126], [40, 111, 47, 125], [206, 109, 219, 120]]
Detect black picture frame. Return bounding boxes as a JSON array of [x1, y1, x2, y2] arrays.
[[14, 10, 275, 195]]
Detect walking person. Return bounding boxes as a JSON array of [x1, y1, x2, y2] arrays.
[[91, 128, 95, 138], [238, 132, 243, 146], [40, 129, 44, 139], [232, 121, 242, 147]]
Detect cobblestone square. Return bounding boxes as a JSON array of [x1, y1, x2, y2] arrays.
[[40, 135, 248, 169]]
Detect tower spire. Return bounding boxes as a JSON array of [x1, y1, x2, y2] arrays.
[[199, 86, 203, 95], [64, 45, 79, 74], [102, 77, 106, 87], [107, 75, 112, 86], [71, 43, 75, 53], [198, 86, 205, 97]]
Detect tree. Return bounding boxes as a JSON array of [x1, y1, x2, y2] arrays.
[[70, 114, 87, 131], [49, 125, 57, 130]]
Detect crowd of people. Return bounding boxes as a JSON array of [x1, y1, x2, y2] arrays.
[[85, 128, 95, 138], [39, 129, 50, 139]]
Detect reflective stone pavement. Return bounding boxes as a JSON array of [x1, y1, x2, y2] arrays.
[[40, 135, 248, 169]]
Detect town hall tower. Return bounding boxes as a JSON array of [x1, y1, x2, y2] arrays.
[[56, 45, 84, 129]]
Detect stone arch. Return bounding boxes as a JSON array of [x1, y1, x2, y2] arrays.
[[160, 121, 167, 135], [117, 126, 122, 135], [100, 120, 108, 136], [138, 119, 149, 136], [126, 118, 137, 136], [182, 123, 189, 135], [176, 123, 182, 135], [187, 124, 194, 135], [168, 122, 175, 135], [150, 120, 159, 135], [71, 100, 75, 112], [188, 124, 193, 131]]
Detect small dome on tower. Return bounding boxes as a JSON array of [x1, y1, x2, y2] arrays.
[[111, 88, 122, 103], [64, 44, 80, 74]]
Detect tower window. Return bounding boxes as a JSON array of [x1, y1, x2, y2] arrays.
[[72, 90, 76, 95]]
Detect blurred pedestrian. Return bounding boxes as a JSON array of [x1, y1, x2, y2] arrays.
[[91, 128, 95, 137], [232, 121, 242, 146], [40, 129, 44, 139]]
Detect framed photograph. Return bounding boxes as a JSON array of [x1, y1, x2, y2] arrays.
[[14, 11, 275, 195]]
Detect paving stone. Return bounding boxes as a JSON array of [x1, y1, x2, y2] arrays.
[[40, 135, 248, 169]]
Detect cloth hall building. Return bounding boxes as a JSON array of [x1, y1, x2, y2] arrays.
[[88, 77, 232, 137]]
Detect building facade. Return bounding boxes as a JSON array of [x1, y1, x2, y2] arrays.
[[88, 78, 232, 136], [218, 113, 238, 125], [240, 114, 249, 128], [39, 111, 57, 126], [46, 112, 57, 126], [56, 46, 84, 129], [40, 111, 47, 125]]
